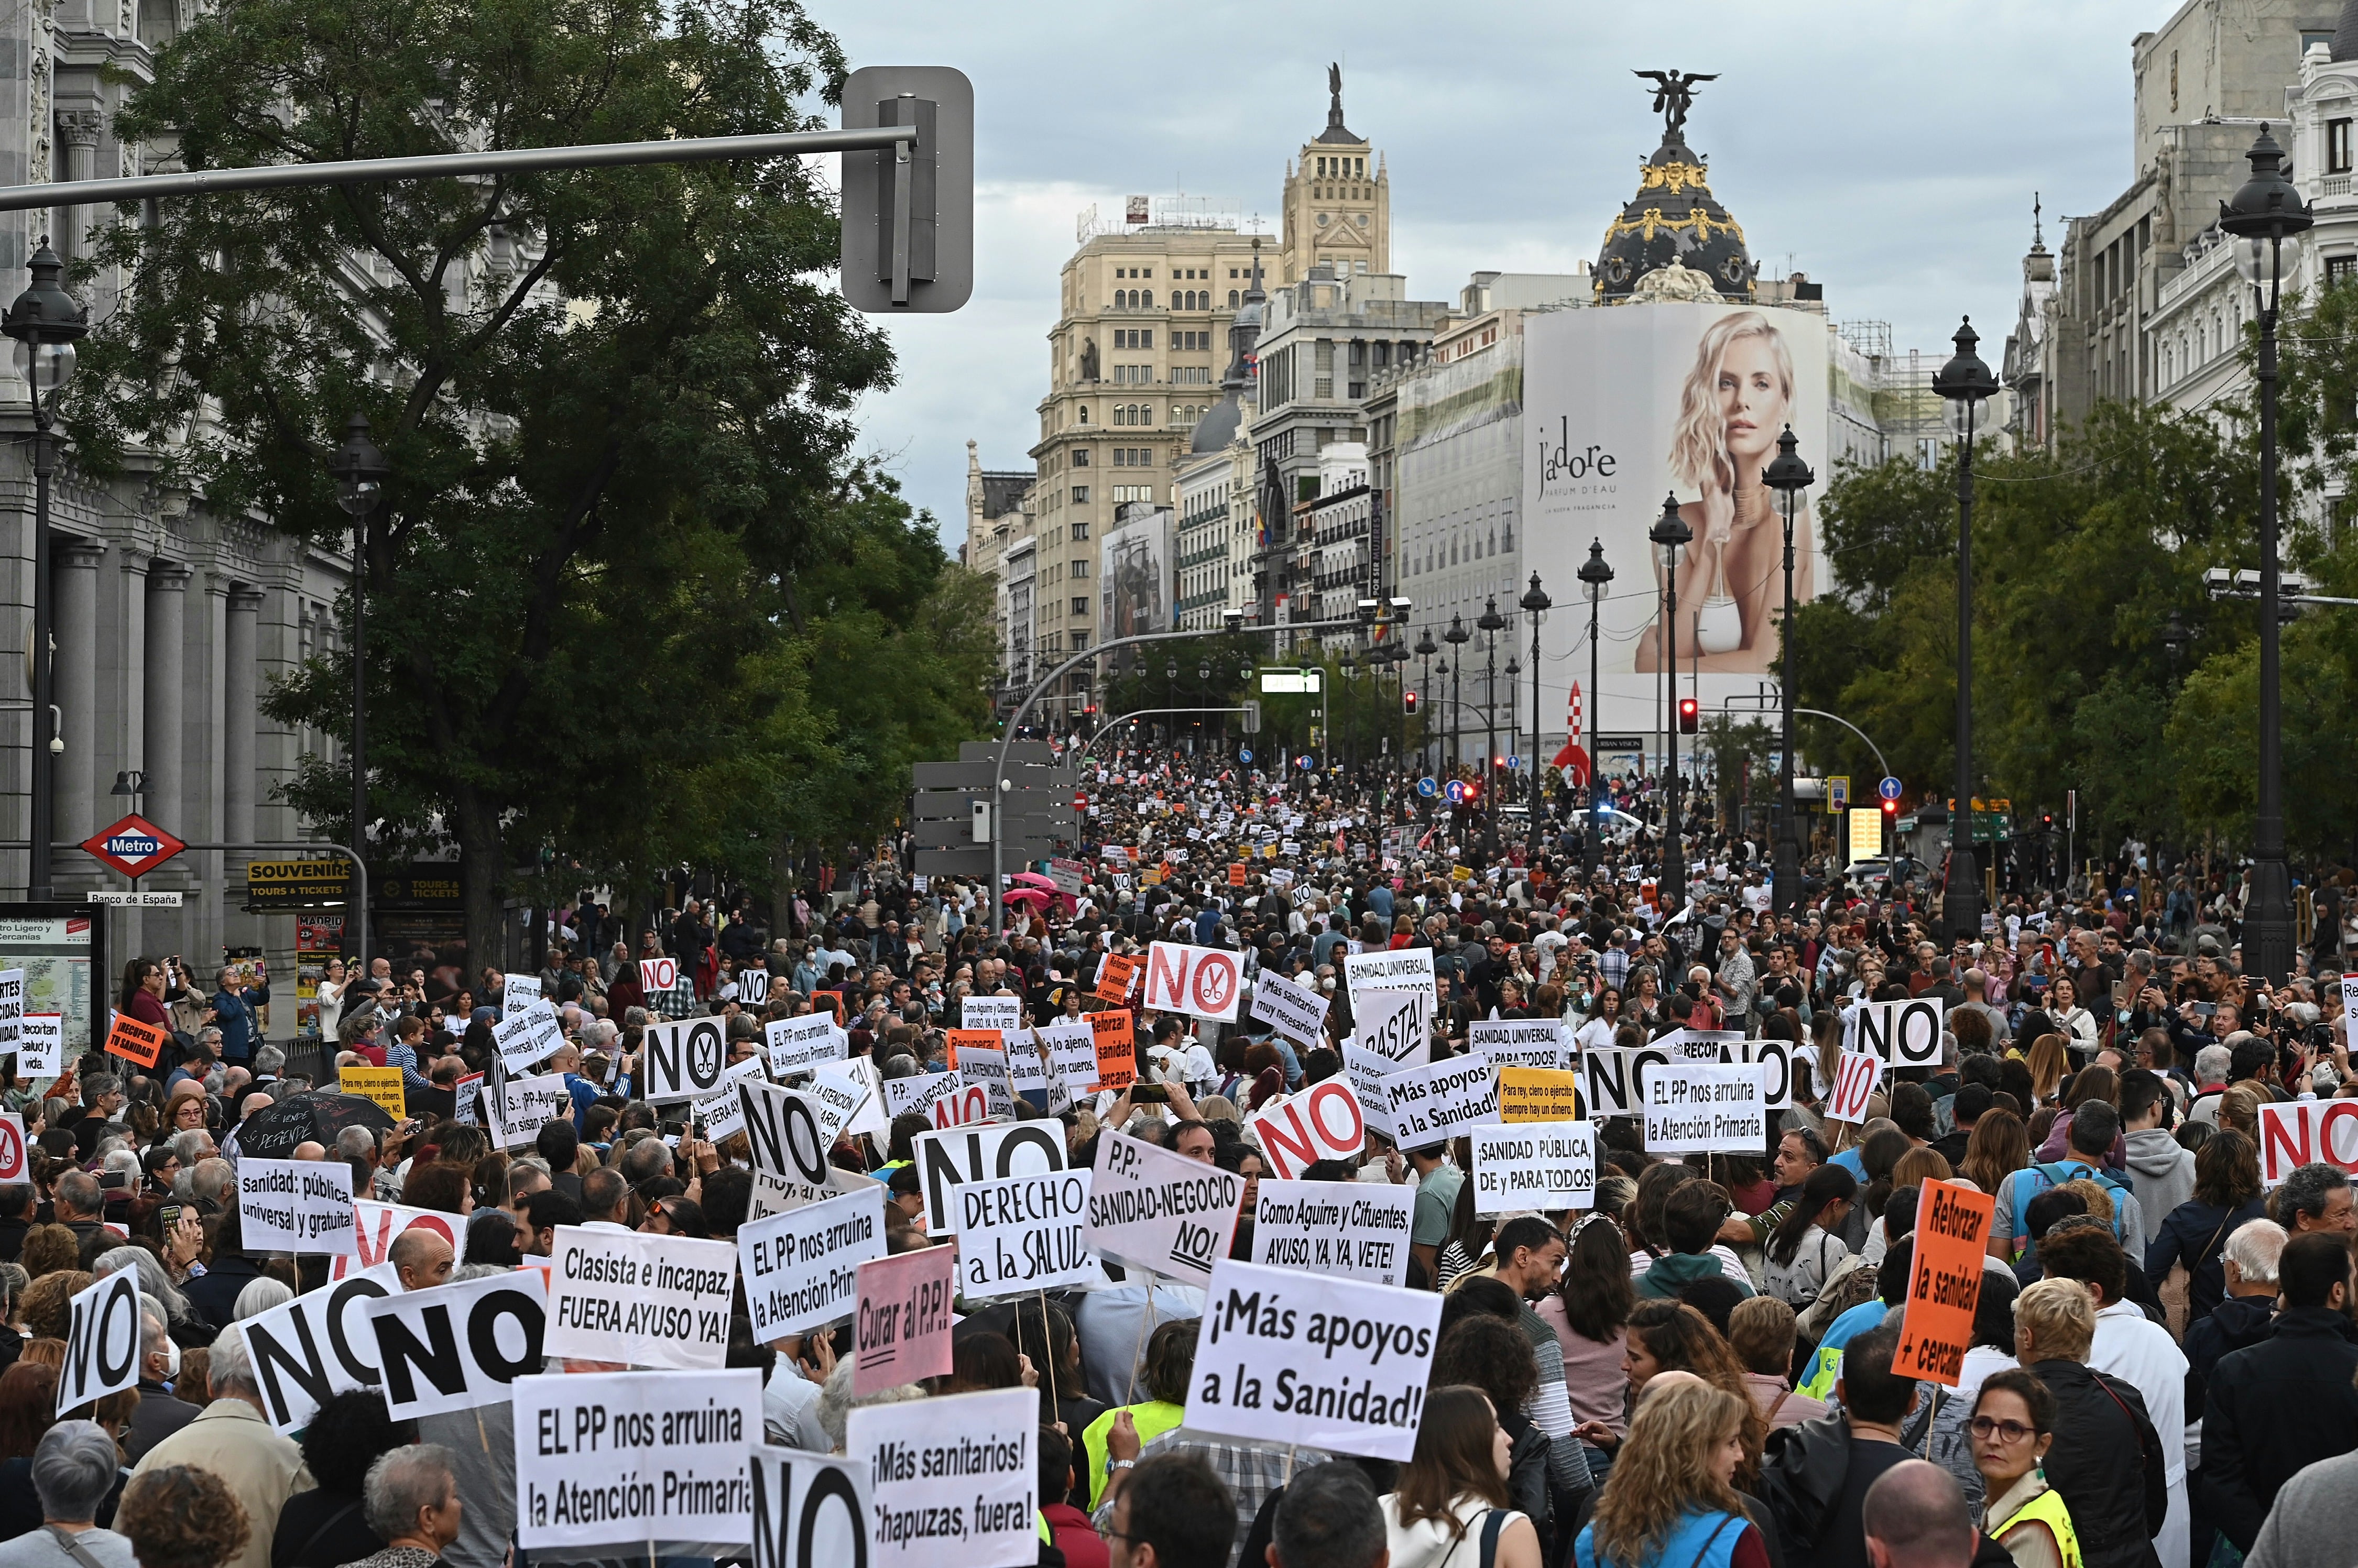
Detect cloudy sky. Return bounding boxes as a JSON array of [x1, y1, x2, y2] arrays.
[[818, 0, 2167, 536]]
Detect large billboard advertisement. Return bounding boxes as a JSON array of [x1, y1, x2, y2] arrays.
[[1522, 303, 1830, 755], [1099, 505, 1171, 644]]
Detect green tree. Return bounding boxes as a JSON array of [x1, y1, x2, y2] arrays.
[[72, 0, 897, 958]]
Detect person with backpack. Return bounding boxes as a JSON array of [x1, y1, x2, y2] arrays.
[[1996, 1101, 2143, 1263], [1762, 1166, 1855, 1311]]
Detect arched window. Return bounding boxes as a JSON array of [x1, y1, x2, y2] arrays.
[[1229, 290, 1240, 306], [1141, 290, 1154, 309]]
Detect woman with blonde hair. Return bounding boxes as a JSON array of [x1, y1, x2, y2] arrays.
[[2025, 1035, 2070, 1109], [1636, 310, 1810, 673], [1575, 1378, 1765, 1568]]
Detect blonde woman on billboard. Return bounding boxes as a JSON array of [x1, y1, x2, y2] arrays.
[[1635, 311, 1814, 673]]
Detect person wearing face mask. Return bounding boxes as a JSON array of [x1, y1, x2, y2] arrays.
[[123, 1308, 200, 1463]]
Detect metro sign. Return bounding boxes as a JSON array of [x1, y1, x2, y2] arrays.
[[81, 814, 186, 880]]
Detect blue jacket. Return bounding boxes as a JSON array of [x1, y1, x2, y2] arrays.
[[212, 985, 268, 1060]]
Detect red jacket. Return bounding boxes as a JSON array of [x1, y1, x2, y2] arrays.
[[1042, 1505, 1107, 1568]]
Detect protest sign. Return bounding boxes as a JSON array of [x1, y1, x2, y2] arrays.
[[952, 1045, 1016, 1121], [504, 975, 543, 1009], [1086, 1128, 1243, 1286], [765, 1014, 848, 1077], [1188, 1257, 1439, 1461], [1339, 1044, 1401, 1141], [1894, 1180, 1996, 1385], [545, 1226, 738, 1370], [514, 1368, 763, 1552], [1665, 1028, 1748, 1061], [453, 1072, 483, 1127], [1089, 1008, 1137, 1089], [57, 1269, 140, 1416], [103, 1012, 164, 1069], [1353, 988, 1432, 1069], [0, 1114, 25, 1183], [338, 1065, 407, 1119], [638, 957, 678, 994], [238, 1263, 402, 1432], [747, 1166, 881, 1224], [1471, 1123, 1597, 1214], [367, 1268, 549, 1419], [943, 1028, 999, 1070], [1250, 1180, 1413, 1286], [812, 1058, 890, 1139], [0, 969, 23, 1061], [489, 1073, 573, 1150], [1578, 1041, 1683, 1119], [1381, 1055, 1498, 1152], [736, 1081, 840, 1190], [1852, 996, 1946, 1068], [1142, 941, 1242, 1021], [962, 996, 1024, 1034], [852, 1248, 955, 1397], [1342, 947, 1436, 1002], [1643, 1062, 1768, 1154], [748, 1445, 869, 1568], [882, 1070, 964, 1124], [738, 1187, 887, 1342], [1497, 1067, 1585, 1123], [332, 1201, 469, 1283], [1095, 953, 1140, 1004], [845, 1388, 1038, 1568], [1827, 1050, 1881, 1124], [237, 1159, 358, 1254], [693, 1056, 772, 1144], [643, 1016, 730, 1104], [1038, 1021, 1099, 1094], [493, 1001, 564, 1073], [1001, 1030, 1053, 1104], [1469, 1019, 1570, 1072], [951, 1168, 1095, 1300], [2258, 1098, 2358, 1186], [913, 1122, 1068, 1238], [1250, 970, 1330, 1050], [2344, 975, 2358, 1052], [1247, 1080, 1368, 1180], [15, 1014, 59, 1077]]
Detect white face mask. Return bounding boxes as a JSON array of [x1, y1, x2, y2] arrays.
[[158, 1338, 180, 1380]]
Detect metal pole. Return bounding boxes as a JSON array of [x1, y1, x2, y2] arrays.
[[2251, 235, 2294, 984], [350, 500, 370, 966], [1586, 590, 1600, 882], [0, 126, 919, 215], [27, 393, 51, 901], [1776, 490, 1799, 919], [1529, 612, 1543, 862], [1664, 555, 1684, 910], [1950, 406, 1981, 947]]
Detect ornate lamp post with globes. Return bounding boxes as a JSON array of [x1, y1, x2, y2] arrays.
[[1930, 318, 1997, 946], [1761, 425, 1813, 919]]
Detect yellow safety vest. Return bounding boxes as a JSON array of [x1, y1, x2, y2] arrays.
[[1082, 1399, 1185, 1510], [1993, 1484, 2084, 1568]]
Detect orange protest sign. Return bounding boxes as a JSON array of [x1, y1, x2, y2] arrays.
[[944, 1028, 998, 1070], [1095, 953, 1140, 1005], [1894, 1179, 1996, 1386], [103, 1012, 166, 1069], [1088, 1008, 1137, 1090], [1228, 862, 1247, 887]]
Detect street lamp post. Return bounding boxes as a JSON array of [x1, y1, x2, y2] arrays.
[[1478, 595, 1506, 849], [1578, 541, 1613, 879], [328, 412, 388, 962], [1415, 624, 1437, 793], [3, 239, 86, 902], [1444, 614, 1469, 775], [1520, 572, 1550, 863], [1931, 317, 1999, 947], [2221, 124, 2312, 985], [1762, 426, 1814, 919], [1650, 495, 1693, 909]]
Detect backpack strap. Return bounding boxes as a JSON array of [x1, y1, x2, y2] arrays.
[[1477, 1509, 1510, 1568]]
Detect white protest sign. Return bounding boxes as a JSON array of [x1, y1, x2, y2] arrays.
[[332, 1201, 470, 1282], [638, 956, 679, 994], [1142, 941, 1243, 1022], [504, 974, 543, 1010], [1468, 1018, 1570, 1072], [1381, 1055, 1499, 1152], [812, 1058, 891, 1139], [237, 1158, 358, 1254], [489, 1073, 573, 1150], [1002, 1031, 1053, 1102], [1644, 1062, 1769, 1154], [0, 1114, 24, 1183], [845, 1388, 1038, 1568], [1188, 1256, 1439, 1461], [953, 1045, 1016, 1121], [545, 1226, 738, 1370], [2258, 1098, 2358, 1186], [57, 1269, 141, 1415], [1086, 1128, 1243, 1287], [1251, 970, 1331, 1050], [1039, 1021, 1099, 1093], [238, 1263, 403, 1432], [367, 1268, 548, 1419], [913, 1121, 1068, 1238], [1853, 996, 1946, 1068], [1577, 1042, 1684, 1119], [739, 1187, 887, 1341], [736, 1078, 854, 1192], [961, 996, 1024, 1034], [883, 1070, 963, 1123], [747, 1166, 882, 1224], [0, 969, 23, 1060], [694, 1055, 772, 1143], [1471, 1123, 1597, 1214], [1246, 1079, 1368, 1180], [765, 1014, 847, 1076], [1342, 947, 1436, 1003], [748, 1445, 869, 1568], [1827, 1049, 1881, 1124], [643, 1015, 732, 1104], [1340, 1045, 1401, 1141], [1250, 1179, 1413, 1286], [2343, 975, 2358, 1053], [514, 1368, 762, 1552], [738, 969, 770, 1006], [1353, 988, 1432, 1069], [15, 1013, 59, 1077], [951, 1168, 1096, 1300], [490, 1000, 565, 1073]]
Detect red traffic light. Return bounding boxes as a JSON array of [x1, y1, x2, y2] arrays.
[[1882, 797, 1899, 816], [1677, 697, 1699, 734], [1403, 690, 1420, 715]]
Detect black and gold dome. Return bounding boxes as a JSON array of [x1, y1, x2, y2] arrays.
[[1594, 72, 1755, 304]]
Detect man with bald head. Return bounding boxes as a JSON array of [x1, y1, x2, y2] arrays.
[[1863, 1459, 1976, 1568], [388, 1226, 454, 1291]]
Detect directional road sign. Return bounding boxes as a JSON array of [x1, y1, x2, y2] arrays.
[[1238, 749, 1253, 765], [1415, 777, 1438, 798], [1877, 776, 1903, 802]]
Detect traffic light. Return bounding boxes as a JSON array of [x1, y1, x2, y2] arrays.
[[1403, 690, 1420, 715], [1882, 797, 1900, 818], [1678, 697, 1698, 734]]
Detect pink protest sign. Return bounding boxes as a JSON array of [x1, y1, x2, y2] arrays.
[[852, 1245, 956, 1396]]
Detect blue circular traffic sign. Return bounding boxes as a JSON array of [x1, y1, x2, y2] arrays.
[[1507, 755, 1522, 771], [1416, 776, 1438, 798], [1238, 749, 1253, 765], [1445, 780, 1471, 804], [1877, 776, 1903, 802], [1297, 755, 1315, 770]]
